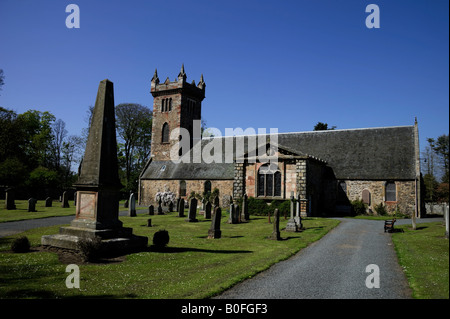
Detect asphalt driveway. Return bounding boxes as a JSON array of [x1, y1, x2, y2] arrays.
[[216, 218, 441, 299]]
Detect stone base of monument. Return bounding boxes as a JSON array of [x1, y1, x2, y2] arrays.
[[41, 225, 148, 254]]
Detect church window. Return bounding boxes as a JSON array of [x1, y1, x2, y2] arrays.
[[169, 98, 172, 111], [385, 182, 396, 202], [162, 122, 169, 143], [180, 180, 186, 197], [204, 180, 212, 195], [257, 164, 281, 197]]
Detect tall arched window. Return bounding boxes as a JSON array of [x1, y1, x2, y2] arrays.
[[180, 180, 186, 197], [257, 164, 281, 197], [169, 98, 172, 111], [161, 99, 166, 112], [204, 181, 211, 195], [162, 122, 169, 143], [385, 181, 396, 202]]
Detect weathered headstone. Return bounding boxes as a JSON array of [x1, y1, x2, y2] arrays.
[[4, 189, 16, 210], [148, 205, 154, 215], [186, 197, 198, 222], [286, 192, 298, 232], [157, 199, 164, 215], [176, 198, 181, 212], [168, 201, 174, 212], [28, 198, 37, 212], [235, 204, 241, 223], [178, 198, 185, 217], [41, 79, 148, 253], [147, 219, 152, 227], [270, 209, 281, 240], [208, 207, 222, 239], [61, 191, 69, 208], [227, 203, 235, 224], [241, 194, 249, 222], [45, 197, 52, 207], [214, 195, 220, 208], [295, 194, 303, 230], [128, 193, 136, 217], [205, 201, 212, 219]]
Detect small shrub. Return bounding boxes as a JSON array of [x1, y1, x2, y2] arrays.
[[351, 199, 367, 215], [153, 229, 170, 247], [11, 236, 30, 253], [77, 237, 102, 261], [374, 202, 388, 216]]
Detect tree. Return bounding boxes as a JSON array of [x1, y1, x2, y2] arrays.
[[314, 122, 336, 131], [115, 103, 152, 192], [0, 69, 4, 94]]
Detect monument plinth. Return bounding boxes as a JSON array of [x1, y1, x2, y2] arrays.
[[42, 79, 148, 253]]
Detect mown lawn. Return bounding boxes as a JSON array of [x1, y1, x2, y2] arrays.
[[0, 211, 339, 299], [0, 200, 145, 223], [392, 221, 449, 299]]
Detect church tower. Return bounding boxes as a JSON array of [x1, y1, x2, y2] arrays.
[[150, 65, 206, 161]]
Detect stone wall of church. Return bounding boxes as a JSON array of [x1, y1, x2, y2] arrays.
[[139, 179, 233, 206], [344, 180, 417, 216]]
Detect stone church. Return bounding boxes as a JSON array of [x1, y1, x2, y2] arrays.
[[138, 66, 423, 218]]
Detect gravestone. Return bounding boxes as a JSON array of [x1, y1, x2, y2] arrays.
[[270, 208, 281, 240], [235, 204, 240, 223], [214, 195, 220, 208], [295, 194, 303, 230], [61, 191, 70, 208], [157, 199, 164, 215], [178, 198, 185, 217], [168, 201, 174, 212], [45, 197, 52, 207], [28, 198, 37, 212], [241, 194, 249, 222], [285, 192, 298, 232], [128, 193, 136, 217], [41, 79, 148, 253], [208, 206, 222, 239], [4, 189, 16, 210], [204, 201, 212, 219], [176, 198, 181, 212], [147, 219, 152, 227], [148, 205, 154, 215], [227, 203, 235, 224], [186, 198, 198, 222]]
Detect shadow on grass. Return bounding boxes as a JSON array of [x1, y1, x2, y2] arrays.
[[147, 245, 252, 254], [3, 289, 137, 299]]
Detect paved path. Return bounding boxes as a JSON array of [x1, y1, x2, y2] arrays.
[[0, 208, 148, 238], [216, 218, 442, 299]]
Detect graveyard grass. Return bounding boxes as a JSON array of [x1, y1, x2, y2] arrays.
[[0, 210, 339, 299], [0, 200, 146, 223], [391, 222, 449, 299]]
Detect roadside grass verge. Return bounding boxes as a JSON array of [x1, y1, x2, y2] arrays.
[[391, 221, 449, 299], [0, 213, 339, 299]]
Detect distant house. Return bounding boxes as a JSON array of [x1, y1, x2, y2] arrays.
[[139, 66, 422, 217]]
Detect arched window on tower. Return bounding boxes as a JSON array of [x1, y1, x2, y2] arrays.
[[161, 99, 165, 112], [169, 98, 172, 111], [162, 122, 169, 143]]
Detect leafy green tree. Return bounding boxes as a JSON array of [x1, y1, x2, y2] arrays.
[[313, 122, 336, 131], [115, 103, 152, 192]]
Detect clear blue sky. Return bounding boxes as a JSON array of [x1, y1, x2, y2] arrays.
[[0, 0, 448, 153]]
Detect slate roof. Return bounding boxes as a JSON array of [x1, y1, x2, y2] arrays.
[[140, 125, 418, 181]]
